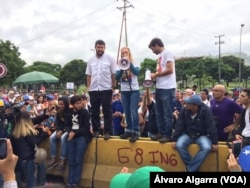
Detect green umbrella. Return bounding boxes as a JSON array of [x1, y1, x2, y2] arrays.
[[13, 71, 59, 84]]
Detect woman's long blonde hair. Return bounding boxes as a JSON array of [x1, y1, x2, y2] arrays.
[[121, 47, 134, 63], [12, 111, 38, 139]]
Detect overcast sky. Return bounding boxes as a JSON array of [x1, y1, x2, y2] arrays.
[[0, 0, 249, 67]]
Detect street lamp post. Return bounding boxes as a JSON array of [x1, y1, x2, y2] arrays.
[[239, 24, 244, 87]]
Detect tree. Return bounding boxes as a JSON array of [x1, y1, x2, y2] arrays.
[[176, 57, 204, 88], [59, 59, 87, 88], [25, 61, 62, 78], [0, 40, 26, 87], [175, 56, 241, 88], [138, 58, 156, 86], [221, 56, 240, 85], [242, 66, 250, 88]]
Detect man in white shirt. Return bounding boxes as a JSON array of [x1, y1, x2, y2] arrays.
[[85, 39, 116, 140], [148, 38, 177, 143]]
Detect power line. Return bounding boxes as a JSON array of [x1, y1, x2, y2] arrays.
[[18, 1, 115, 46]]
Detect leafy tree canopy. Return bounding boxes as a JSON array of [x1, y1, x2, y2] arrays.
[[60, 59, 87, 88], [25, 61, 62, 78], [0, 40, 26, 87]]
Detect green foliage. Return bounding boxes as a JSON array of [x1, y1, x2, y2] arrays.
[[59, 59, 87, 88], [0, 40, 26, 87], [138, 58, 156, 85], [77, 85, 88, 95], [25, 61, 62, 78], [175, 56, 249, 89]]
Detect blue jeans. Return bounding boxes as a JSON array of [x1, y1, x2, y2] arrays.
[[67, 136, 87, 185], [22, 160, 36, 188], [176, 134, 212, 172], [50, 131, 68, 159], [155, 88, 175, 137], [36, 161, 46, 186], [121, 90, 140, 134]]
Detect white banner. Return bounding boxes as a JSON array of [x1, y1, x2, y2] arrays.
[[66, 82, 74, 89]]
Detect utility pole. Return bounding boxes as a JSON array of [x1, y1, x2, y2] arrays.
[[215, 34, 225, 84], [117, 0, 134, 47]]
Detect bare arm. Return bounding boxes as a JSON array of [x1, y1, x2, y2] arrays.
[[233, 113, 241, 128], [224, 113, 241, 133], [0, 139, 18, 182], [152, 61, 174, 79], [146, 88, 152, 105], [111, 74, 116, 88], [157, 61, 174, 77], [120, 115, 127, 128], [87, 75, 91, 89]]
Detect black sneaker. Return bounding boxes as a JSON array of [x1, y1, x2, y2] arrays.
[[120, 132, 132, 139], [150, 133, 163, 141], [103, 133, 111, 140], [129, 133, 139, 143], [159, 136, 172, 143], [93, 131, 99, 138]]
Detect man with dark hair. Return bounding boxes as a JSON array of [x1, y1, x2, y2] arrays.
[[85, 39, 117, 140], [234, 88, 250, 148], [148, 38, 164, 48], [200, 88, 210, 107], [95, 39, 105, 46], [148, 38, 177, 143], [192, 85, 198, 94]]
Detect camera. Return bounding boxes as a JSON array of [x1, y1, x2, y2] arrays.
[[232, 140, 242, 157], [0, 138, 7, 159]]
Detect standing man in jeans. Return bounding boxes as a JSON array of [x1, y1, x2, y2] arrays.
[[148, 38, 177, 143], [85, 39, 117, 140]]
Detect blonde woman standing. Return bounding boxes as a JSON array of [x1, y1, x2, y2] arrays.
[[116, 47, 140, 142], [11, 111, 49, 188]]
